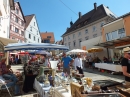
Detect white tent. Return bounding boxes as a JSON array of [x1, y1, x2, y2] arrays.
[[4, 43, 69, 51], [67, 49, 87, 54]]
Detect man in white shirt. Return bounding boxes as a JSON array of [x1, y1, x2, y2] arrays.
[[74, 53, 83, 74]]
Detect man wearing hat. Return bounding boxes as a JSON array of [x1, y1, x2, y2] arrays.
[[121, 47, 130, 85], [74, 53, 83, 74]]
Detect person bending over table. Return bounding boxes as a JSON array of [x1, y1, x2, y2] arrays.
[[121, 47, 130, 85]]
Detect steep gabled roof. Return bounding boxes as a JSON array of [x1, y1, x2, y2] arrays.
[[15, 2, 26, 22], [62, 4, 116, 36], [24, 14, 34, 29]]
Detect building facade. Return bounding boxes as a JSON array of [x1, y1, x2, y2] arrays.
[[40, 32, 55, 44], [10, 2, 26, 43], [24, 14, 41, 43], [55, 40, 63, 45], [97, 12, 130, 58], [62, 3, 117, 50], [0, 0, 15, 38]]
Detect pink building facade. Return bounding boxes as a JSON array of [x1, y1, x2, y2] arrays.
[[10, 2, 26, 43]]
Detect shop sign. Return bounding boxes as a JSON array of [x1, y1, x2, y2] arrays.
[[82, 46, 86, 50], [115, 41, 130, 47]]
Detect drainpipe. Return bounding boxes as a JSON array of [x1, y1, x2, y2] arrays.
[[106, 48, 109, 59]]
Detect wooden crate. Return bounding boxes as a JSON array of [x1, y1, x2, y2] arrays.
[[70, 82, 84, 97]]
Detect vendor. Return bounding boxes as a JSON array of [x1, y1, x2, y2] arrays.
[[121, 47, 130, 85]]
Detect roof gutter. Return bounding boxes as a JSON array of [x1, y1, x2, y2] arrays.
[[103, 18, 123, 27]]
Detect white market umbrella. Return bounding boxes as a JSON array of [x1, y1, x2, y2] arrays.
[[67, 49, 88, 54]]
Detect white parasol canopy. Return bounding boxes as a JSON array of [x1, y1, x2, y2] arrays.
[[67, 49, 88, 54]]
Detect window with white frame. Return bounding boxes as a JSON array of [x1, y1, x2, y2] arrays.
[[93, 34, 97, 38], [15, 28, 19, 33], [21, 31, 24, 36], [29, 34, 31, 39], [15, 17, 18, 23], [85, 29, 88, 34], [16, 8, 19, 14], [34, 36, 35, 41], [65, 43, 67, 46], [79, 39, 82, 46], [69, 42, 71, 48], [106, 32, 112, 41], [73, 41, 76, 47], [34, 22, 35, 26], [100, 22, 104, 27], [85, 36, 89, 40], [78, 32, 81, 36], [68, 36, 70, 40], [93, 26, 96, 32], [64, 37, 66, 41], [38, 38, 39, 42], [30, 27, 32, 31], [73, 34, 75, 39], [21, 21, 24, 26], [112, 30, 118, 39], [118, 28, 125, 38]]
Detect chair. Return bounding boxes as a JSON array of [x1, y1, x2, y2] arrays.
[[0, 79, 12, 97]]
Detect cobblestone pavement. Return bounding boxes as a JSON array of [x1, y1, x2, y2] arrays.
[[1, 65, 124, 97]]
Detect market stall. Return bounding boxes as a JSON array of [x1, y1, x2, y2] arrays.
[[95, 63, 122, 72]]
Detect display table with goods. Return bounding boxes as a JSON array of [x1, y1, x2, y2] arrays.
[[95, 63, 122, 72], [74, 77, 126, 97]]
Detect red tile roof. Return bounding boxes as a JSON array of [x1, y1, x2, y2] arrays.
[[40, 32, 55, 43]]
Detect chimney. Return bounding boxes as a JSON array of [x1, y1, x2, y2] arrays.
[[107, 6, 109, 9], [94, 3, 97, 10], [79, 12, 82, 19], [46, 31, 47, 33], [70, 21, 73, 27]]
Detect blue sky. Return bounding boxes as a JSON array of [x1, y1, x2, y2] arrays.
[[15, 0, 130, 41]]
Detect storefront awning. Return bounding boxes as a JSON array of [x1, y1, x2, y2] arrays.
[[95, 36, 130, 48], [0, 37, 18, 46]]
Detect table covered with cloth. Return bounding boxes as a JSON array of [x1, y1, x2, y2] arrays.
[[95, 63, 122, 72], [34, 79, 51, 97]]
